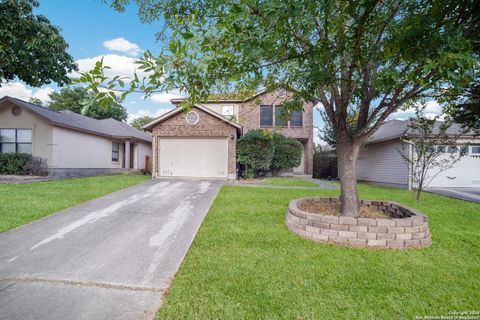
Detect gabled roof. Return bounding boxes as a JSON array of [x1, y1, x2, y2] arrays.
[[368, 119, 476, 144], [0, 96, 152, 143], [170, 89, 319, 104], [143, 104, 242, 131]]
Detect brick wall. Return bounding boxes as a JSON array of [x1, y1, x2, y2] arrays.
[[151, 107, 238, 177], [238, 91, 314, 175], [286, 197, 432, 249]]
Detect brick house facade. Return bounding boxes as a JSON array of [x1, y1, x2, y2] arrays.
[[149, 107, 239, 179], [236, 91, 314, 175], [144, 90, 315, 179]]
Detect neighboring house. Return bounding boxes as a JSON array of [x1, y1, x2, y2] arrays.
[[356, 119, 480, 188], [0, 96, 152, 177], [143, 89, 315, 179]]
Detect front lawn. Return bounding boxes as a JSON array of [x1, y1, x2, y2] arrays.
[[157, 184, 480, 319], [261, 177, 319, 187], [0, 174, 149, 233]]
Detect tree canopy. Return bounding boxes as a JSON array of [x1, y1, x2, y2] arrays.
[[446, 79, 480, 133], [0, 0, 76, 87], [48, 87, 128, 122], [130, 115, 154, 130], [79, 0, 479, 216]]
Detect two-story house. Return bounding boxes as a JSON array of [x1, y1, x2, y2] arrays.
[[143, 89, 315, 179]]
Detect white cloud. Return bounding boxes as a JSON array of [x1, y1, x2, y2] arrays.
[[390, 100, 442, 119], [32, 87, 54, 103], [0, 82, 32, 100], [103, 37, 142, 56], [0, 82, 53, 104], [127, 108, 173, 124], [73, 54, 149, 80], [150, 92, 184, 104]]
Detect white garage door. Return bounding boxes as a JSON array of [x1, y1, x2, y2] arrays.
[[159, 138, 228, 178], [428, 155, 480, 188]]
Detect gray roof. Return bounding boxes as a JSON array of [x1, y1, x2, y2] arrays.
[[368, 119, 474, 144], [0, 96, 152, 143]]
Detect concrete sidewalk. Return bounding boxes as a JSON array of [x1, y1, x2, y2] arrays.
[[426, 187, 480, 203]]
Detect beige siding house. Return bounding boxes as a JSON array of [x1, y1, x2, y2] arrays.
[[0, 96, 152, 177], [356, 120, 480, 188], [144, 89, 315, 179]]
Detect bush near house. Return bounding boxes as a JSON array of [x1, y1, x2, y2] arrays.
[[0, 153, 32, 175], [237, 129, 274, 178], [270, 133, 302, 176], [0, 153, 49, 176]]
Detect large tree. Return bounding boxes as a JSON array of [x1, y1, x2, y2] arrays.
[[78, 0, 479, 216], [0, 0, 76, 87], [48, 87, 128, 122]]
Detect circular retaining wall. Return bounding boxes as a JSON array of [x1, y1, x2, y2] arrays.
[[285, 197, 432, 249]]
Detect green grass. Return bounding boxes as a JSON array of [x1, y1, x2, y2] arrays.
[[157, 184, 480, 319], [0, 174, 149, 233], [260, 177, 319, 187]]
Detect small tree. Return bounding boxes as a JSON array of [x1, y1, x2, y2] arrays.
[[270, 133, 302, 176], [401, 110, 467, 201], [237, 129, 274, 178]]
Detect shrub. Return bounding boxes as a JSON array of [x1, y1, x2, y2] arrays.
[[237, 129, 274, 178], [0, 153, 32, 175], [270, 133, 303, 176], [27, 156, 49, 176]]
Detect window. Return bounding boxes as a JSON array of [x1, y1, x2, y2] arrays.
[[437, 146, 446, 153], [447, 146, 458, 154], [471, 146, 480, 155], [290, 110, 303, 127], [460, 145, 469, 155], [221, 105, 234, 117], [0, 129, 32, 154], [275, 106, 287, 127], [260, 105, 273, 127], [112, 142, 120, 162]]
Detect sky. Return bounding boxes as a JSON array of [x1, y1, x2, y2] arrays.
[[0, 0, 441, 144]]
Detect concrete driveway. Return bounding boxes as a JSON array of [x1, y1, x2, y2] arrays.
[[0, 178, 222, 320], [427, 187, 480, 203]]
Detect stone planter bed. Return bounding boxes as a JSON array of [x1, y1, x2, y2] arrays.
[[285, 197, 432, 249]]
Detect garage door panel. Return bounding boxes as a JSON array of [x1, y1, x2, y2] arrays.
[[159, 138, 228, 178], [428, 155, 480, 188]]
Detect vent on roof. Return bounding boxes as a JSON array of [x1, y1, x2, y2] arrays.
[[186, 111, 199, 125], [11, 106, 21, 116]]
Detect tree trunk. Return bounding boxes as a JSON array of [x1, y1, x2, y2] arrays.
[[416, 179, 423, 202], [337, 141, 361, 217]]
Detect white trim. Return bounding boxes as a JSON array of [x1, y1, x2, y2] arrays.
[[186, 111, 200, 125]]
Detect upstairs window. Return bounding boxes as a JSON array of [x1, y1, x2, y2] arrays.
[[275, 106, 287, 127], [221, 105, 234, 117], [0, 129, 32, 154], [290, 110, 303, 127], [260, 105, 273, 127], [112, 142, 120, 162]]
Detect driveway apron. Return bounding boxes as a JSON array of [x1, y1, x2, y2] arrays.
[[0, 178, 221, 320]]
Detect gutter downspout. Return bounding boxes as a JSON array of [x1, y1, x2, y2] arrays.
[[403, 139, 414, 191]]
